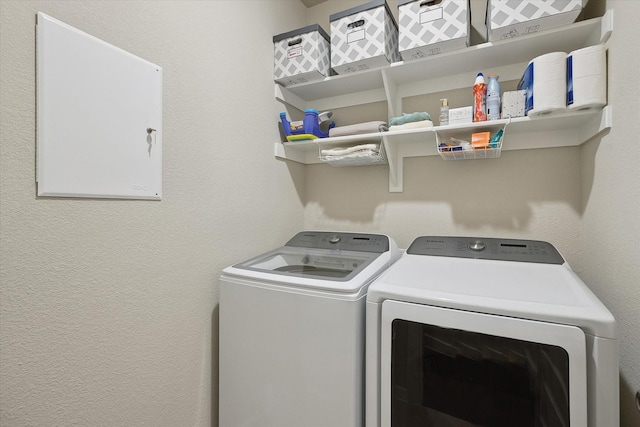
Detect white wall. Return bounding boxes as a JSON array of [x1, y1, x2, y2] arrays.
[[0, 1, 306, 426], [580, 1, 640, 425], [1, 0, 639, 426], [303, 1, 640, 426]]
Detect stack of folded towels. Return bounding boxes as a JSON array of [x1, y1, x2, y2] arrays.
[[388, 112, 433, 130], [323, 121, 387, 162], [328, 121, 388, 138], [320, 144, 379, 161], [320, 112, 432, 162], [326, 112, 434, 137]]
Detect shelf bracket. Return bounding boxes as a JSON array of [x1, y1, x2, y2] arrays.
[[382, 136, 403, 193], [578, 105, 612, 145], [381, 69, 400, 119], [600, 9, 613, 45], [275, 84, 306, 112]]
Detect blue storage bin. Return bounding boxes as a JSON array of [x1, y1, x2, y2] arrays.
[[280, 109, 334, 141]]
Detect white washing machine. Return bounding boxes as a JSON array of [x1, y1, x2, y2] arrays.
[[219, 231, 400, 427], [365, 236, 618, 427]]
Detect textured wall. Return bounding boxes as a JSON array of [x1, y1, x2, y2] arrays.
[[2, 0, 639, 426], [580, 2, 640, 426], [0, 1, 306, 426]]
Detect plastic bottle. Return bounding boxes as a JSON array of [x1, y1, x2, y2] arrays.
[[487, 74, 501, 120], [473, 73, 487, 122], [439, 98, 449, 126]]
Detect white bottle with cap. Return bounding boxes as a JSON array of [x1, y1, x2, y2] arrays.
[[487, 74, 501, 120], [439, 98, 449, 126]]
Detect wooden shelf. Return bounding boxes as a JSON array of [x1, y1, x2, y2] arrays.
[[276, 13, 612, 113], [275, 107, 612, 191]]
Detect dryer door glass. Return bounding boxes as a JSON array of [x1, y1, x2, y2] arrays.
[[391, 319, 570, 427], [380, 301, 587, 427]]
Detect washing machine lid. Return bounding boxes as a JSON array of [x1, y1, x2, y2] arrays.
[[235, 246, 378, 280], [367, 236, 616, 338], [225, 231, 399, 293]]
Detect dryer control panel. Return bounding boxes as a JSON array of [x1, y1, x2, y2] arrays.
[[407, 236, 564, 264], [286, 231, 390, 253]]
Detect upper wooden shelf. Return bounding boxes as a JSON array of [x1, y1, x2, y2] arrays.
[[275, 12, 612, 113]]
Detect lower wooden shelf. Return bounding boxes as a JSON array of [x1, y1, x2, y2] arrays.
[[274, 106, 612, 192]]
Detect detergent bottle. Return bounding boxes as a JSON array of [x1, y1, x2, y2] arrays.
[[473, 73, 487, 122]]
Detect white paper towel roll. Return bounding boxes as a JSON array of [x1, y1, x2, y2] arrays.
[[568, 44, 607, 111]]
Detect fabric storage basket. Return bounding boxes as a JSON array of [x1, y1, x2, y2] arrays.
[[273, 24, 331, 86], [487, 0, 586, 42], [398, 0, 470, 60], [330, 0, 401, 74]]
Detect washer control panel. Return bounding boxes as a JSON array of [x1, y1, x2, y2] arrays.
[[286, 231, 390, 253], [407, 236, 564, 264]]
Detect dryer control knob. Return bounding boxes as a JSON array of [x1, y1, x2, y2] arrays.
[[329, 236, 341, 244], [468, 240, 486, 252]]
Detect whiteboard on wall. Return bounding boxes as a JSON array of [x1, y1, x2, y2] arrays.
[[36, 12, 162, 200]]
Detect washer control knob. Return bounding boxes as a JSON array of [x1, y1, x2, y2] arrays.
[[468, 240, 486, 252], [329, 236, 341, 244]]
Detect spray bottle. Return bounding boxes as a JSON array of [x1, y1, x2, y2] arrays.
[[473, 73, 487, 122], [487, 74, 501, 120]]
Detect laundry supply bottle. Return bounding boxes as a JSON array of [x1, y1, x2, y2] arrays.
[[439, 98, 449, 126], [473, 73, 487, 122], [487, 74, 501, 120]]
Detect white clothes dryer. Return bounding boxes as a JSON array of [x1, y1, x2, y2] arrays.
[[365, 236, 618, 427], [219, 231, 400, 427]]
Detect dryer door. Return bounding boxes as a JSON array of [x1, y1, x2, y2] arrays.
[[380, 300, 588, 427]]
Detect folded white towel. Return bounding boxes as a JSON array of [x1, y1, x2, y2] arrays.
[[388, 120, 434, 131], [328, 121, 388, 138], [321, 144, 379, 157]]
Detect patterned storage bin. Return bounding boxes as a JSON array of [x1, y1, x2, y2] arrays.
[[398, 0, 470, 60], [273, 24, 331, 86], [487, 0, 586, 42], [330, 0, 401, 74]]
